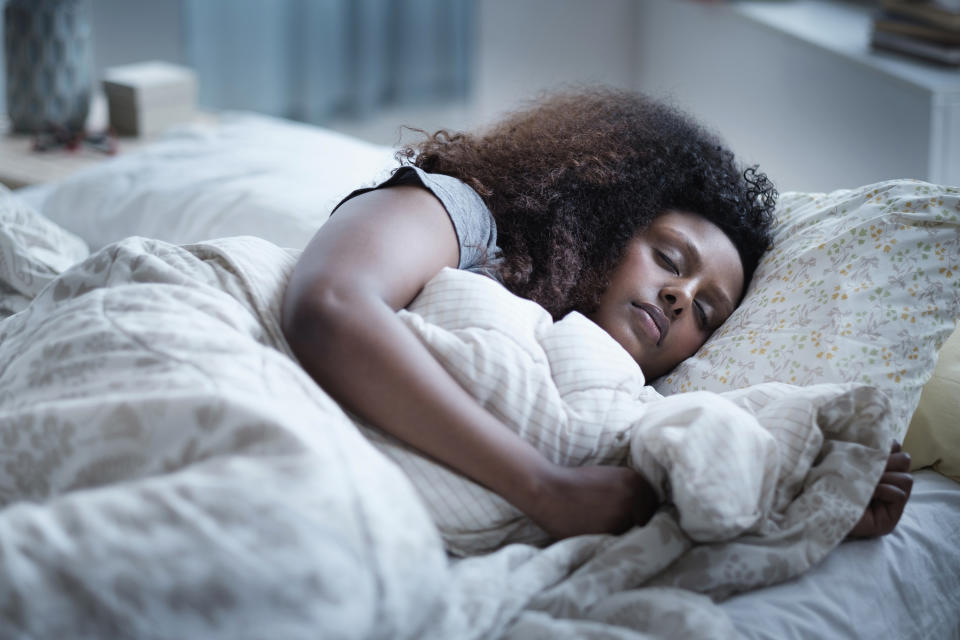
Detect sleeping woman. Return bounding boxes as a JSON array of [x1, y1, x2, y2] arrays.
[[280, 88, 911, 542]]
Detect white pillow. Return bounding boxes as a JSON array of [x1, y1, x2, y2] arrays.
[[904, 325, 960, 481], [655, 180, 960, 437], [34, 112, 397, 250]]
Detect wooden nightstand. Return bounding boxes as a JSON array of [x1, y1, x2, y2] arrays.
[[0, 112, 217, 189]]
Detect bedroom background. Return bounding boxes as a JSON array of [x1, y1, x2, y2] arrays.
[[0, 1, 959, 637], [3, 0, 958, 193]]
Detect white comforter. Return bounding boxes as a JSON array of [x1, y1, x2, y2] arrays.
[[382, 268, 875, 554], [0, 228, 892, 639]]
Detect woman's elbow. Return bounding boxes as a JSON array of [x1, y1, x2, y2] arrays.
[[281, 277, 374, 351]]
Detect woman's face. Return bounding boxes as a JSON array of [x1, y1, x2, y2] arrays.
[[588, 210, 744, 380]]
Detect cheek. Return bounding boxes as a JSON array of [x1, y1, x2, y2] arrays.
[[670, 322, 711, 359]]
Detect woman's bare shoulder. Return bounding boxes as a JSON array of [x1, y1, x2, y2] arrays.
[[286, 183, 460, 313]]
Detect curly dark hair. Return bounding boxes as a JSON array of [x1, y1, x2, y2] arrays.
[[399, 88, 777, 319]]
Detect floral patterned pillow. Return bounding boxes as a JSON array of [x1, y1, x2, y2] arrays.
[[654, 179, 960, 438]]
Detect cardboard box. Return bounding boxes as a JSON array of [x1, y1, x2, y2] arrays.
[[102, 61, 197, 137]]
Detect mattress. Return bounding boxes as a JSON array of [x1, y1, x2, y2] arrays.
[[722, 470, 960, 639]]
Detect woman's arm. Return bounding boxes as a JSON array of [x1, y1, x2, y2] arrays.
[[281, 185, 657, 539]]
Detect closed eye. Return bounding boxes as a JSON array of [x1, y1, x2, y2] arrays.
[[657, 251, 679, 275], [694, 300, 709, 329]]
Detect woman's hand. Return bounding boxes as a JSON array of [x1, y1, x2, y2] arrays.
[[524, 464, 660, 540], [847, 441, 913, 539]]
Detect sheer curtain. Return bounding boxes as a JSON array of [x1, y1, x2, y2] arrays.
[[181, 0, 473, 123]]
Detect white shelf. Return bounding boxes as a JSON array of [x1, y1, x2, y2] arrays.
[[735, 0, 960, 94]]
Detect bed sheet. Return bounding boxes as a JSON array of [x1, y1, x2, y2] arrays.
[[722, 469, 960, 639]]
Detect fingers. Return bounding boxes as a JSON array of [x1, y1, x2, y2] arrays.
[[870, 471, 913, 500], [631, 473, 660, 527], [867, 472, 911, 537], [847, 442, 913, 540], [879, 470, 913, 500], [856, 484, 908, 538], [886, 450, 911, 473], [873, 481, 908, 505]]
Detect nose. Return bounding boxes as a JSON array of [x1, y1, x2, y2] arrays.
[[661, 285, 693, 317]]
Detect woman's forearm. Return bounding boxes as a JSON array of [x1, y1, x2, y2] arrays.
[[283, 283, 554, 514]]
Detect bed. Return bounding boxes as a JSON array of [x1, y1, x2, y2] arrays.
[[1, 112, 958, 639]]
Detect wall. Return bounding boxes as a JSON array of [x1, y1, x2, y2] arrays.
[[633, 0, 941, 192], [329, 0, 640, 145], [88, 0, 184, 74], [472, 0, 639, 124]]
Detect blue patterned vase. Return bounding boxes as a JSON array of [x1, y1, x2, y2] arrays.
[[4, 0, 93, 133]]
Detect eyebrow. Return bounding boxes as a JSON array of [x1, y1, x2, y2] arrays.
[[663, 228, 737, 318]]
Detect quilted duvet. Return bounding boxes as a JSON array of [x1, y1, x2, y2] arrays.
[[0, 233, 892, 639]]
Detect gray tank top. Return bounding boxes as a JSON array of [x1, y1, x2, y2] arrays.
[[333, 166, 504, 280]]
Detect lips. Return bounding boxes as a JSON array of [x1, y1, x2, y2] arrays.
[[631, 302, 669, 346]]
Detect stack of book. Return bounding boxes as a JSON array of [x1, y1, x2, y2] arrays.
[[871, 0, 960, 66]]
